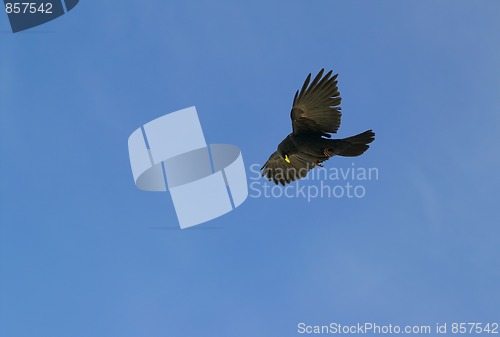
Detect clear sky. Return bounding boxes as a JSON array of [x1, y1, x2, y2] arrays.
[[1, 1, 499, 336]]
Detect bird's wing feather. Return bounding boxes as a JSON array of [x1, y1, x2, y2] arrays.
[[260, 151, 320, 185], [291, 69, 342, 136]]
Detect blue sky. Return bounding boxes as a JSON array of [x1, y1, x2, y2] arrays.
[[1, 1, 499, 336]]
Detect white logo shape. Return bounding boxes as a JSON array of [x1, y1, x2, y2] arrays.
[[128, 107, 248, 229]]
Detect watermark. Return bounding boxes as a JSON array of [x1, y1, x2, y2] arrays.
[[128, 107, 248, 229], [297, 322, 499, 335], [249, 162, 379, 202], [4, 0, 79, 32]]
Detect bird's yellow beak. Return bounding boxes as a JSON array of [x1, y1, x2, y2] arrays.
[[284, 155, 291, 163]]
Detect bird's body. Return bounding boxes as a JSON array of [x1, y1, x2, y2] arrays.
[[261, 69, 375, 185], [277, 133, 330, 162]]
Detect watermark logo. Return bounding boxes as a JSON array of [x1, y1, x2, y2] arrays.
[[4, 0, 79, 33], [249, 162, 379, 202], [128, 107, 248, 229]]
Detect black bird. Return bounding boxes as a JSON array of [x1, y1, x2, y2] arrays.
[[261, 69, 375, 185]]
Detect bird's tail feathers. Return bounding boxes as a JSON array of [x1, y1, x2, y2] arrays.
[[336, 130, 375, 157]]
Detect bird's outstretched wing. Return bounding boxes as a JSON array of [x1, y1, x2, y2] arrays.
[[261, 151, 322, 185], [291, 69, 342, 137]]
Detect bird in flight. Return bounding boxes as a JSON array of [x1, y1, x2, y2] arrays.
[[261, 69, 375, 185]]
